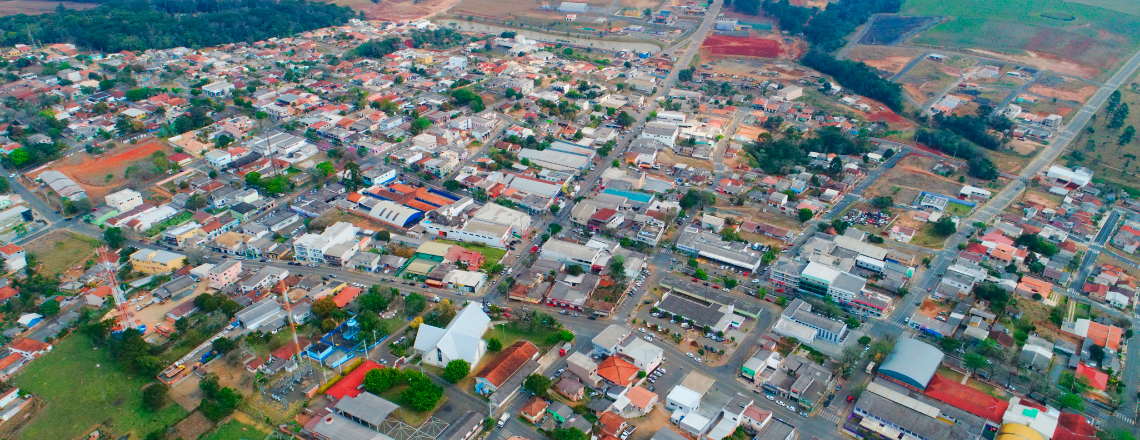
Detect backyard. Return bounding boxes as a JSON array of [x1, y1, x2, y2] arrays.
[[12, 336, 188, 440], [483, 321, 563, 348], [197, 416, 271, 440]]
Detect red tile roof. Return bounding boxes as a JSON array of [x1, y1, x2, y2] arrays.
[[1076, 363, 1108, 391], [475, 341, 539, 388], [597, 356, 639, 386], [923, 374, 1009, 423], [334, 286, 361, 308], [8, 338, 50, 355], [0, 287, 17, 301], [325, 360, 382, 400], [1053, 412, 1097, 440]]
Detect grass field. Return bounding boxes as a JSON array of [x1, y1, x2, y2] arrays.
[[23, 230, 99, 277], [483, 322, 562, 348], [1067, 88, 1140, 194], [945, 202, 972, 216], [903, 0, 1140, 79], [13, 336, 188, 439], [198, 418, 271, 440], [911, 223, 948, 248]]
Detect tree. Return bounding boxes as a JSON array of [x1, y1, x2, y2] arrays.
[[551, 428, 588, 440], [798, 208, 814, 222], [311, 296, 338, 319], [963, 353, 987, 371], [939, 338, 961, 353], [443, 359, 471, 383], [444, 180, 461, 191], [104, 227, 126, 248], [360, 292, 389, 312], [488, 338, 503, 351], [870, 196, 893, 210], [212, 337, 237, 354], [523, 373, 552, 395], [405, 292, 427, 314], [1058, 393, 1084, 411], [616, 111, 635, 128], [39, 299, 60, 317], [142, 383, 169, 411], [933, 216, 957, 235], [364, 368, 405, 394], [858, 335, 872, 346]]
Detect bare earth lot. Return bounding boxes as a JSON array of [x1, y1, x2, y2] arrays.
[[22, 230, 98, 277], [846, 45, 927, 77]]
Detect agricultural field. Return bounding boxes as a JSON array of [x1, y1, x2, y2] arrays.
[[903, 0, 1140, 80], [22, 230, 99, 277], [858, 15, 940, 46], [1066, 88, 1140, 194], [845, 45, 927, 77], [12, 336, 188, 440], [0, 0, 97, 15]]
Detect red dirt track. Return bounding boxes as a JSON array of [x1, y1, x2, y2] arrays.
[[701, 35, 783, 58]]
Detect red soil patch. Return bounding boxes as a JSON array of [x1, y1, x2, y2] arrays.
[[701, 35, 783, 58], [37, 138, 170, 200]]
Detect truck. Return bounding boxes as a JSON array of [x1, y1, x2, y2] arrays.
[[559, 341, 573, 356], [428, 294, 441, 303], [865, 361, 876, 374], [497, 413, 510, 427]]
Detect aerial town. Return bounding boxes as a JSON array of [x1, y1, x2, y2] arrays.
[[0, 0, 1135, 439]]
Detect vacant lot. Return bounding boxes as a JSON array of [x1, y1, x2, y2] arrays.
[[23, 230, 98, 277], [864, 155, 969, 203], [846, 45, 926, 77], [985, 146, 1037, 174], [859, 15, 939, 45], [1067, 88, 1140, 194], [1029, 76, 1098, 103], [13, 336, 188, 440], [701, 35, 783, 58], [904, 0, 1140, 80], [37, 138, 171, 200], [897, 59, 960, 102]]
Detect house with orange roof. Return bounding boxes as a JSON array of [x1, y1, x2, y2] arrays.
[[989, 243, 1018, 265], [474, 341, 539, 396], [0, 244, 25, 271], [84, 285, 113, 307], [519, 396, 549, 423], [0, 352, 26, 381], [598, 411, 627, 437], [1015, 276, 1053, 300], [8, 338, 51, 359], [0, 286, 17, 302], [621, 386, 659, 415], [597, 356, 640, 387], [333, 286, 361, 308]]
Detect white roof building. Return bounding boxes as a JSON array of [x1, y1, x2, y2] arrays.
[[414, 304, 491, 371]]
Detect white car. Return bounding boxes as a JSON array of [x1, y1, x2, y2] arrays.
[[776, 400, 785, 406], [766, 395, 774, 401], [639, 328, 647, 333], [686, 352, 695, 359], [644, 336, 653, 342], [751, 279, 760, 283], [786, 405, 795, 411]]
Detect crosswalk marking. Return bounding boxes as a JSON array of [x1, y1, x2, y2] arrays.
[[1116, 413, 1135, 424], [817, 412, 841, 423]]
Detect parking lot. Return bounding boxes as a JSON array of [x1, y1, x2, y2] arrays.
[[840, 209, 891, 227]]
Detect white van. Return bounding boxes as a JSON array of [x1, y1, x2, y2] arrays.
[[497, 413, 510, 427]]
